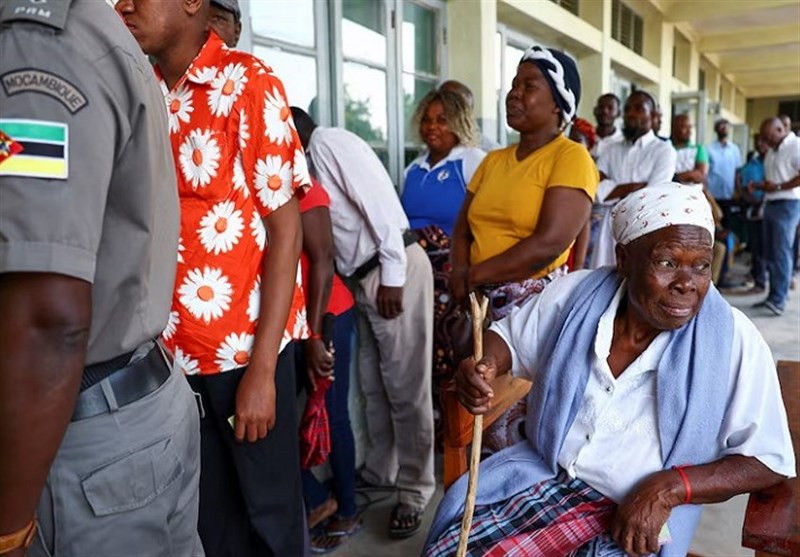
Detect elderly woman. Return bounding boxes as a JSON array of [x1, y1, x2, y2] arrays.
[[424, 184, 795, 557], [401, 89, 486, 442], [450, 45, 598, 450]]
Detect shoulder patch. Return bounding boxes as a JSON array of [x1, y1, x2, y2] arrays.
[[0, 118, 68, 180], [1, 68, 87, 114], [0, 0, 72, 30]]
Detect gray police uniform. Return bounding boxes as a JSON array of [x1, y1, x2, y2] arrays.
[[0, 0, 202, 554]]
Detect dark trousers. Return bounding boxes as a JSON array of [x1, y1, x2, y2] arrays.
[[187, 344, 304, 557], [299, 309, 358, 518]]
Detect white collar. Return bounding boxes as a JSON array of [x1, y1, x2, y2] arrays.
[[415, 144, 469, 171], [627, 130, 656, 148]]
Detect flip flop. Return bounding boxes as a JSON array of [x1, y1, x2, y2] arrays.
[[310, 516, 362, 554], [388, 503, 423, 539], [325, 513, 362, 537]]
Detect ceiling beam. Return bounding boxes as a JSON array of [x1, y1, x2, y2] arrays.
[[721, 55, 800, 74], [664, 0, 797, 23], [733, 70, 800, 87], [698, 24, 800, 53], [742, 83, 800, 99]]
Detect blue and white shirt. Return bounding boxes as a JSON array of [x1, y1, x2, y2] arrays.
[[401, 145, 486, 236]]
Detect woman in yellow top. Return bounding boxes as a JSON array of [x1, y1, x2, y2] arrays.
[[450, 45, 599, 450], [451, 46, 598, 319]]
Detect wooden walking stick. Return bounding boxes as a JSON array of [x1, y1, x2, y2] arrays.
[[455, 292, 489, 557]]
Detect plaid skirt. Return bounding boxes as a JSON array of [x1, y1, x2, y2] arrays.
[[423, 471, 625, 557]]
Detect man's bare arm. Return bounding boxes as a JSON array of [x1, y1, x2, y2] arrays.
[[0, 273, 91, 551]]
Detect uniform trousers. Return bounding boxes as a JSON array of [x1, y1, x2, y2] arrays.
[[355, 243, 435, 509], [30, 349, 203, 557], [186, 344, 304, 557]]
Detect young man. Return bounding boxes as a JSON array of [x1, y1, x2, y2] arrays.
[[117, 0, 311, 554], [587, 91, 677, 268], [590, 93, 623, 161], [671, 113, 708, 187]]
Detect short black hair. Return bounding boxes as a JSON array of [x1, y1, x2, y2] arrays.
[[598, 93, 620, 106]]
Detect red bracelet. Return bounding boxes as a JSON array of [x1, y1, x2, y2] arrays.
[[672, 465, 692, 504], [308, 333, 322, 340]]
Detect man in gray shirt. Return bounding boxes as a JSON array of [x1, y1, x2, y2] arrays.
[[0, 1, 201, 555]]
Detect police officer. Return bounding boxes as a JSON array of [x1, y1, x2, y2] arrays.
[[0, 1, 202, 555]]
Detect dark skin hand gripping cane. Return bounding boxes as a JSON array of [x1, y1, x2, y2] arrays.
[[455, 292, 489, 557]]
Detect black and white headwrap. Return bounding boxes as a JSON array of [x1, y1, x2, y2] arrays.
[[520, 45, 581, 127]]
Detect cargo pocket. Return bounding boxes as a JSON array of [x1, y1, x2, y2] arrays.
[[81, 438, 183, 517]]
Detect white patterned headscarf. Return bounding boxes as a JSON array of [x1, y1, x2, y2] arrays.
[[520, 45, 581, 127], [611, 183, 716, 246]]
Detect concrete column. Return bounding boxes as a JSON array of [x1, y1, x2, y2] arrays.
[[657, 21, 675, 135], [446, 0, 498, 140], [577, 0, 612, 121]]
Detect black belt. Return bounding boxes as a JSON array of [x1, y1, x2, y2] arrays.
[[351, 229, 419, 281], [71, 347, 170, 422]]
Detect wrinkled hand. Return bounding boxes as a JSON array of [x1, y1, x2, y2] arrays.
[[377, 285, 403, 319], [611, 470, 681, 556], [761, 180, 779, 193], [233, 367, 276, 443], [455, 356, 497, 414], [305, 338, 334, 391]]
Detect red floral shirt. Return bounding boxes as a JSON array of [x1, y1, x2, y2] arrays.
[[157, 32, 310, 375]]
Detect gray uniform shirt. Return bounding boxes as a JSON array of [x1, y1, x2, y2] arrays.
[[0, 0, 179, 364]]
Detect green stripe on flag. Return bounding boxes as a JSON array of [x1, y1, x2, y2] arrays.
[[0, 119, 66, 143]]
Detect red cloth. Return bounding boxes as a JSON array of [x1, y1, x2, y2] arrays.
[[299, 376, 333, 469], [298, 178, 354, 317]]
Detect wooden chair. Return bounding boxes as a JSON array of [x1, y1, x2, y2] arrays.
[[741, 360, 799, 557], [442, 374, 531, 489]]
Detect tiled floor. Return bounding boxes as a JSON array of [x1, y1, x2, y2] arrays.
[[340, 261, 799, 557]]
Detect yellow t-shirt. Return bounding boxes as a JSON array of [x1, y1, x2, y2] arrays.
[[467, 134, 599, 278]]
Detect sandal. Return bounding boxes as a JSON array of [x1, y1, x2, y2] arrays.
[[326, 513, 362, 537], [308, 497, 338, 530], [310, 515, 362, 554], [310, 533, 347, 554], [388, 503, 423, 539]]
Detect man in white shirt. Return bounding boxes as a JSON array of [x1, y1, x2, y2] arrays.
[[590, 93, 623, 161], [755, 117, 800, 315], [291, 108, 435, 538], [587, 91, 677, 268]]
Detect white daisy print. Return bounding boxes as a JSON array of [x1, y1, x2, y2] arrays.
[[162, 311, 180, 341], [292, 148, 310, 187], [254, 154, 292, 210], [174, 346, 200, 375], [179, 129, 220, 189], [178, 266, 233, 322], [279, 330, 293, 353], [166, 83, 194, 134], [198, 200, 244, 254], [263, 86, 294, 146], [177, 237, 185, 263], [291, 308, 308, 339], [232, 152, 248, 197], [250, 211, 266, 250], [247, 277, 260, 322], [215, 332, 255, 370], [208, 63, 247, 117], [239, 109, 250, 150], [191, 65, 218, 84]]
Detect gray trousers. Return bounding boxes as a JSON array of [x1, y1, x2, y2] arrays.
[[356, 242, 435, 509], [30, 356, 203, 557]]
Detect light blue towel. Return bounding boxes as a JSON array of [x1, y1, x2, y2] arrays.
[[426, 268, 734, 556]]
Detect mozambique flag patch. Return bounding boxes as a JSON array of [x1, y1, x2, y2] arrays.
[[0, 119, 68, 179]]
